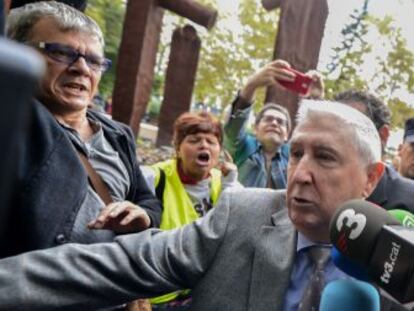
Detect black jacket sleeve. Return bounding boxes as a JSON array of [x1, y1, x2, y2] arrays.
[[122, 125, 163, 228]]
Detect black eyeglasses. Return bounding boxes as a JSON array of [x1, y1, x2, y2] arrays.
[[261, 115, 288, 127], [33, 42, 112, 72]]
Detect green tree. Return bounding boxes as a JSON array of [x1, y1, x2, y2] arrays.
[[389, 98, 414, 128], [194, 0, 278, 112], [324, 3, 414, 129], [369, 15, 414, 128], [85, 0, 126, 97], [324, 0, 371, 98], [155, 0, 278, 115]]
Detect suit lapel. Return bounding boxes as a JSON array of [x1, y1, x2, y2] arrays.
[[248, 198, 297, 311]]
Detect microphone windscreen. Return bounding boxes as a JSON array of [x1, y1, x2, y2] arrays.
[[320, 279, 380, 311], [330, 199, 399, 266], [389, 209, 414, 228]]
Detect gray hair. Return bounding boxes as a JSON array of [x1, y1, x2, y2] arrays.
[[297, 100, 382, 164], [7, 1, 104, 48]]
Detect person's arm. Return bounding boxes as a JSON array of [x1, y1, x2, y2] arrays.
[[238, 59, 294, 104], [224, 60, 295, 157], [223, 94, 253, 158], [0, 191, 233, 311]]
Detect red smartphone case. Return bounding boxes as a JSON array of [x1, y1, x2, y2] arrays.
[[277, 68, 313, 95]]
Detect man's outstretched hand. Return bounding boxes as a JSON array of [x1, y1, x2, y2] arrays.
[[88, 201, 151, 234]]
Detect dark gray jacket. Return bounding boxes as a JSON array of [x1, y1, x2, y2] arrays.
[[2, 100, 161, 258], [368, 165, 414, 213], [0, 188, 409, 310]]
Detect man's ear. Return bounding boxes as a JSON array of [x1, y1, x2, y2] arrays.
[[378, 125, 390, 148], [362, 162, 385, 198]]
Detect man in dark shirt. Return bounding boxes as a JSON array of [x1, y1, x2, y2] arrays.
[[335, 90, 414, 213], [4, 1, 161, 258], [398, 118, 414, 180]]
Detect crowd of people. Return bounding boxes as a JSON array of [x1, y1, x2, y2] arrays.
[[1, 1, 414, 311]]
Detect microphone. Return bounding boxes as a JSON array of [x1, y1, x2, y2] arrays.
[[389, 209, 414, 228], [320, 279, 380, 311], [332, 209, 414, 280], [330, 199, 414, 303]]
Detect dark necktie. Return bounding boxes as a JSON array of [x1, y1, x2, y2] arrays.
[[298, 246, 331, 311]]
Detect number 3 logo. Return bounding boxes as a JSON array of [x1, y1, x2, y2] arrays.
[[336, 209, 367, 240]]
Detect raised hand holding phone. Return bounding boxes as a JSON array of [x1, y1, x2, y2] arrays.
[[302, 70, 325, 99], [239, 59, 296, 104], [276, 67, 313, 95]]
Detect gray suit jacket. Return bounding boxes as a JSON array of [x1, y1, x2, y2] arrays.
[[0, 188, 408, 310], [0, 188, 297, 310]]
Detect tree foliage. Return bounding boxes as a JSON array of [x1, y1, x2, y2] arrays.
[[85, 0, 125, 97], [84, 0, 414, 129], [370, 15, 414, 128], [157, 0, 278, 114], [324, 1, 371, 98], [323, 1, 414, 129]]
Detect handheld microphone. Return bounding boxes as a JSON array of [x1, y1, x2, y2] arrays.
[[320, 279, 380, 311], [330, 199, 414, 303], [332, 209, 414, 280], [389, 209, 414, 228]]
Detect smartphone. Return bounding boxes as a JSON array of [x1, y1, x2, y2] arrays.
[[277, 67, 313, 95]]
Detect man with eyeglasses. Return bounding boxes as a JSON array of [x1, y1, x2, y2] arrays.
[[334, 90, 414, 213], [3, 100, 411, 311], [398, 118, 414, 180], [3, 1, 162, 260], [223, 60, 295, 189]]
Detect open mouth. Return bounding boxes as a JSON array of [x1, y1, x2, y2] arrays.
[[196, 152, 210, 166], [64, 82, 87, 92]]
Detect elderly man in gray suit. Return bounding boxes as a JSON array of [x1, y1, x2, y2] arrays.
[[0, 100, 393, 310]]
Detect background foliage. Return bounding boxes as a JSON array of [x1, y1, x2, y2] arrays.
[[86, 0, 125, 97], [85, 0, 414, 129]]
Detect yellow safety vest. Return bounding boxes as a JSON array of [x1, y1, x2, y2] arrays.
[[150, 159, 222, 304]]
